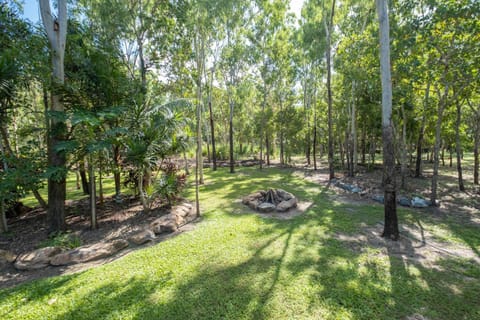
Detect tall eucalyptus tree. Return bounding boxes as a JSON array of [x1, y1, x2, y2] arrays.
[[376, 0, 398, 240], [40, 0, 68, 232]]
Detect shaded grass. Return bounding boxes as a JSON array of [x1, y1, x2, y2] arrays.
[[21, 173, 132, 208], [1, 167, 479, 319]]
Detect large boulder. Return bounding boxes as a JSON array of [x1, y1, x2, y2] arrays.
[[276, 189, 294, 201], [0, 249, 17, 268], [14, 247, 63, 270], [50, 239, 129, 266], [128, 229, 156, 245], [151, 202, 198, 235], [150, 214, 178, 234], [411, 197, 431, 208], [276, 198, 297, 212]]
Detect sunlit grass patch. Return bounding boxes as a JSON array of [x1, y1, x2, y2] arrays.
[[2, 166, 479, 320]]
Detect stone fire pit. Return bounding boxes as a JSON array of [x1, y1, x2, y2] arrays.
[[242, 189, 297, 213]]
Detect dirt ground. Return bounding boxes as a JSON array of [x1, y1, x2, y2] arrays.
[[1, 162, 479, 289], [301, 164, 480, 271]]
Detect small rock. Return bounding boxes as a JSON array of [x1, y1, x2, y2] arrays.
[[411, 197, 429, 208], [128, 229, 155, 245], [372, 195, 384, 204], [257, 202, 276, 213], [49, 240, 129, 266], [351, 187, 362, 193], [398, 196, 411, 207], [14, 247, 63, 270]]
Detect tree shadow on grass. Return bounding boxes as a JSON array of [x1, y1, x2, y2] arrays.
[[36, 224, 298, 320], [3, 167, 479, 319]]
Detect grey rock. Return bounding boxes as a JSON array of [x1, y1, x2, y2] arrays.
[[50, 239, 129, 266], [128, 229, 156, 245], [398, 196, 411, 207], [14, 247, 63, 270], [372, 195, 384, 204], [276, 189, 294, 201], [351, 187, 362, 193], [150, 214, 178, 234], [411, 197, 429, 208], [257, 202, 276, 213], [276, 198, 297, 212]]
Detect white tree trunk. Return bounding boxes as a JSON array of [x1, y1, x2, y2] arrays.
[[377, 0, 398, 240]]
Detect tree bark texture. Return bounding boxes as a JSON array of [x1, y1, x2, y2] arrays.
[[113, 145, 121, 197], [415, 81, 430, 177], [431, 77, 449, 206], [88, 158, 97, 229], [377, 0, 398, 240], [455, 101, 465, 191], [325, 0, 336, 180], [208, 100, 217, 171], [41, 0, 68, 233]]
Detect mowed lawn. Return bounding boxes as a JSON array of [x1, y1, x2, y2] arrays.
[[1, 167, 479, 320]]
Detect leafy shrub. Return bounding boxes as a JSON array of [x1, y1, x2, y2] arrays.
[[154, 162, 187, 206]]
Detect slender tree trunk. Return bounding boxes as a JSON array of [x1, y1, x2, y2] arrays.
[[325, 0, 336, 180], [194, 30, 204, 184], [449, 147, 452, 167], [361, 124, 366, 164], [183, 151, 190, 175], [229, 102, 234, 173], [400, 104, 407, 189], [351, 81, 357, 176], [340, 136, 345, 169], [78, 160, 89, 195], [455, 101, 465, 191], [474, 124, 479, 185], [40, 0, 67, 232], [0, 201, 7, 233], [266, 135, 270, 166], [415, 81, 430, 177], [99, 157, 104, 205], [42, 85, 50, 159], [377, 0, 398, 240], [113, 145, 121, 199], [138, 171, 148, 212], [312, 84, 318, 170], [0, 139, 8, 232], [208, 100, 216, 171], [304, 79, 311, 166], [75, 170, 81, 190], [260, 81, 267, 169], [32, 189, 48, 209], [431, 80, 449, 206], [88, 157, 97, 229]]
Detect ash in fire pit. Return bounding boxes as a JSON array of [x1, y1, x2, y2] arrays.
[[242, 189, 297, 213]]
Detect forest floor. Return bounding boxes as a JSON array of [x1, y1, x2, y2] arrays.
[[0, 163, 479, 319]]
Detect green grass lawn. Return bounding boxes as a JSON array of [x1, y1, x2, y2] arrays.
[[21, 173, 132, 208], [1, 167, 479, 320]]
